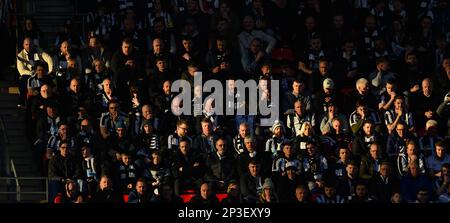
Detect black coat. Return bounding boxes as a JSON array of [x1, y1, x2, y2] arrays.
[[205, 153, 237, 184], [48, 154, 81, 180], [369, 174, 400, 203]]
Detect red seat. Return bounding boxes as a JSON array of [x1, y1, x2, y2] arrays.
[[180, 193, 196, 203], [53, 193, 62, 203], [123, 194, 129, 203], [216, 193, 228, 202], [271, 48, 295, 61]]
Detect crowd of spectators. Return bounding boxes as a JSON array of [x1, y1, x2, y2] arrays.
[[13, 0, 450, 203]]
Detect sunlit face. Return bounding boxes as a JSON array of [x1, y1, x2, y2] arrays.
[[59, 124, 68, 137], [152, 153, 161, 165], [59, 143, 69, 157], [216, 139, 226, 155], [303, 124, 312, 136], [153, 39, 162, 53], [177, 124, 188, 136], [319, 61, 328, 75], [239, 124, 249, 138], [99, 176, 111, 190], [179, 141, 189, 155], [306, 144, 316, 156], [187, 66, 198, 76], [369, 144, 379, 159], [103, 79, 111, 91], [346, 164, 357, 176], [363, 123, 373, 136], [108, 102, 119, 116], [391, 192, 401, 203], [294, 101, 303, 115], [142, 105, 153, 120], [40, 85, 49, 98], [406, 143, 415, 156], [182, 40, 192, 52], [357, 82, 369, 94], [339, 149, 349, 161], [70, 79, 79, 93], [200, 183, 209, 199], [436, 146, 445, 158], [35, 66, 45, 77], [386, 83, 395, 94], [163, 81, 171, 95], [380, 164, 390, 177], [292, 81, 303, 94], [60, 41, 69, 54], [422, 80, 432, 96], [248, 163, 259, 176], [201, 122, 212, 135], [122, 42, 132, 56], [295, 188, 307, 201], [394, 98, 404, 110], [244, 138, 255, 152], [23, 38, 31, 51], [89, 37, 98, 48], [94, 60, 104, 73], [332, 119, 341, 132], [81, 146, 90, 158], [396, 124, 405, 138], [121, 155, 130, 165], [136, 181, 146, 194]]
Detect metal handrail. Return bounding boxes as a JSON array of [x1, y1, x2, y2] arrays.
[[0, 115, 10, 180], [10, 160, 20, 202], [0, 115, 9, 144]]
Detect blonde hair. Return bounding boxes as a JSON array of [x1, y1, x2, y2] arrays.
[[299, 121, 312, 137]]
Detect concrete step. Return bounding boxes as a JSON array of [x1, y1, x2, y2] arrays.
[[5, 129, 26, 137], [7, 136, 29, 144], [0, 108, 23, 115]]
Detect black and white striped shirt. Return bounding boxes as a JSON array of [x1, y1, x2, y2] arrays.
[[384, 109, 414, 129]]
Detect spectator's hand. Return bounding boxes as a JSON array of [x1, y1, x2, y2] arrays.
[[397, 109, 403, 117], [410, 85, 420, 93], [182, 53, 191, 61], [212, 66, 220, 73], [132, 95, 139, 107], [256, 51, 265, 62], [389, 91, 396, 99], [46, 150, 54, 160], [125, 60, 134, 66], [315, 180, 323, 188], [179, 167, 183, 172], [115, 152, 122, 161], [425, 111, 433, 119], [193, 162, 200, 167]]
